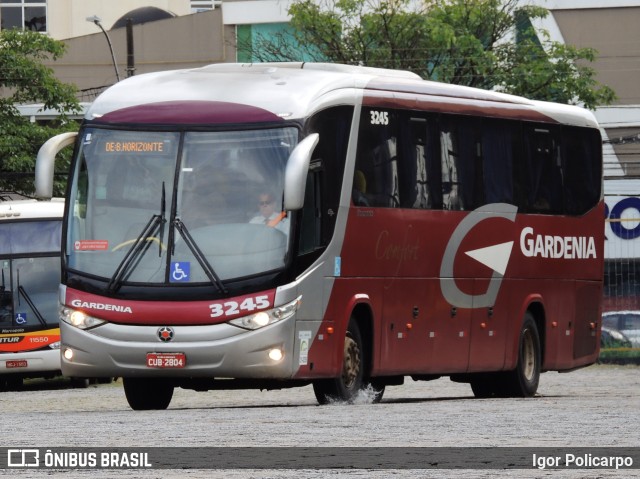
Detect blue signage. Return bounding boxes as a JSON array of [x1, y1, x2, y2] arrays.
[[170, 262, 190, 283]]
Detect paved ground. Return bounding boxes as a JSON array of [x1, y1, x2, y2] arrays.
[[1, 364, 638, 478]]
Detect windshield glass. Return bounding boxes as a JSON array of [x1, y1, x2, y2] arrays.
[[1, 256, 60, 331], [66, 127, 298, 285]]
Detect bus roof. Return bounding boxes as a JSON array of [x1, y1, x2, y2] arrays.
[[0, 198, 63, 221], [85, 62, 598, 129]]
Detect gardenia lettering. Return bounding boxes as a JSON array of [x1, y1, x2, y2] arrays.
[[70, 299, 132, 314], [520, 227, 597, 259]]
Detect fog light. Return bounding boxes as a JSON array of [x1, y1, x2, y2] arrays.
[[268, 348, 283, 361], [63, 348, 74, 361]]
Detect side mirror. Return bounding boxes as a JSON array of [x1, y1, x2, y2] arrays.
[[284, 133, 319, 211], [35, 132, 77, 200]]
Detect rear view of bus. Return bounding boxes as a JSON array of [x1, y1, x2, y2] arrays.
[[0, 199, 63, 390], [36, 63, 604, 410]]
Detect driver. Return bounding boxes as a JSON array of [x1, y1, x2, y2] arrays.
[[249, 191, 288, 234]]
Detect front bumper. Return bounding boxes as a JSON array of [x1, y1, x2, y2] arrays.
[[1, 348, 60, 376], [60, 315, 297, 379]]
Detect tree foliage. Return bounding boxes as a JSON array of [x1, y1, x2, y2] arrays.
[[242, 0, 615, 109], [0, 29, 80, 196]]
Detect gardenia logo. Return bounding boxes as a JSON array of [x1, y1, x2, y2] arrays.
[[70, 299, 133, 314], [519, 227, 597, 259]]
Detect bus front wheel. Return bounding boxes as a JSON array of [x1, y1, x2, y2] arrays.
[[312, 320, 384, 404], [123, 377, 174, 410]]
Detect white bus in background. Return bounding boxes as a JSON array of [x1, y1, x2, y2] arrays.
[[0, 199, 64, 389], [0, 198, 109, 389]]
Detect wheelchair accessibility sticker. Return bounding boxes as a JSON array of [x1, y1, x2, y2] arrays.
[[170, 262, 190, 283]]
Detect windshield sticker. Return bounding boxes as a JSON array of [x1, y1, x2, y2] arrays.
[[170, 262, 190, 283], [14, 313, 27, 325], [74, 240, 109, 251]]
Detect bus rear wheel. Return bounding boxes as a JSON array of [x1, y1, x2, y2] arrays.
[[312, 320, 384, 404], [470, 312, 541, 398], [123, 378, 174, 410], [507, 312, 541, 397]]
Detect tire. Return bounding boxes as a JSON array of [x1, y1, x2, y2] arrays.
[[123, 377, 174, 410], [469, 373, 500, 398], [312, 320, 384, 404], [70, 377, 90, 389], [5, 375, 22, 391], [470, 312, 541, 398], [503, 312, 541, 397]]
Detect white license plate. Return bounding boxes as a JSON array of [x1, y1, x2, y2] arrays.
[[146, 352, 186, 368]]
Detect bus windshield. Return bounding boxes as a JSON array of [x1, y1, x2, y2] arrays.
[[0, 220, 61, 332], [67, 127, 298, 286]]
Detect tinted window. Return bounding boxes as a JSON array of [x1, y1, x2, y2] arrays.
[[562, 126, 602, 215], [354, 108, 399, 208], [0, 221, 60, 255], [354, 108, 601, 216]]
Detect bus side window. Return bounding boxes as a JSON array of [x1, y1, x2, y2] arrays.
[[299, 162, 322, 255], [355, 108, 399, 208], [440, 121, 462, 210], [452, 116, 484, 210], [399, 117, 441, 209], [482, 120, 514, 205], [525, 128, 563, 213], [562, 126, 602, 215]]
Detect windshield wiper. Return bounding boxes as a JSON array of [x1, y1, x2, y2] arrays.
[[107, 186, 168, 293], [159, 182, 166, 257], [18, 285, 48, 327], [173, 218, 228, 295], [107, 213, 164, 293], [16, 268, 47, 326]]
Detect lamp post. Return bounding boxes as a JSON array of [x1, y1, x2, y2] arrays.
[[86, 15, 121, 82]]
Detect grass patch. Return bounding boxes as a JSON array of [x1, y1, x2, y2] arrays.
[[598, 347, 640, 365]]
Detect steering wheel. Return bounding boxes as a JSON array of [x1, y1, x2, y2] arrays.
[[112, 237, 167, 252]]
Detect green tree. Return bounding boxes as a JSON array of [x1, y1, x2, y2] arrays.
[[0, 29, 81, 196], [243, 0, 615, 109]]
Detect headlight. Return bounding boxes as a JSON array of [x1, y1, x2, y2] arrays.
[[59, 305, 106, 330], [229, 296, 301, 330], [48, 341, 61, 350]]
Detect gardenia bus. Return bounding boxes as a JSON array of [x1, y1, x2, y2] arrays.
[[35, 63, 604, 410]]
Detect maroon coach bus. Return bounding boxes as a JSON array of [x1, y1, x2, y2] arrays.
[[35, 63, 604, 409]]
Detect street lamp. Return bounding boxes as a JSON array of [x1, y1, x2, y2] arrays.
[[86, 15, 121, 82]]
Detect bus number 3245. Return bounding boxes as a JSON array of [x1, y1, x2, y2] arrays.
[[209, 295, 270, 318]]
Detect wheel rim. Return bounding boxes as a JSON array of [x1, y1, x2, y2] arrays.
[[342, 334, 361, 389], [521, 328, 536, 381]]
